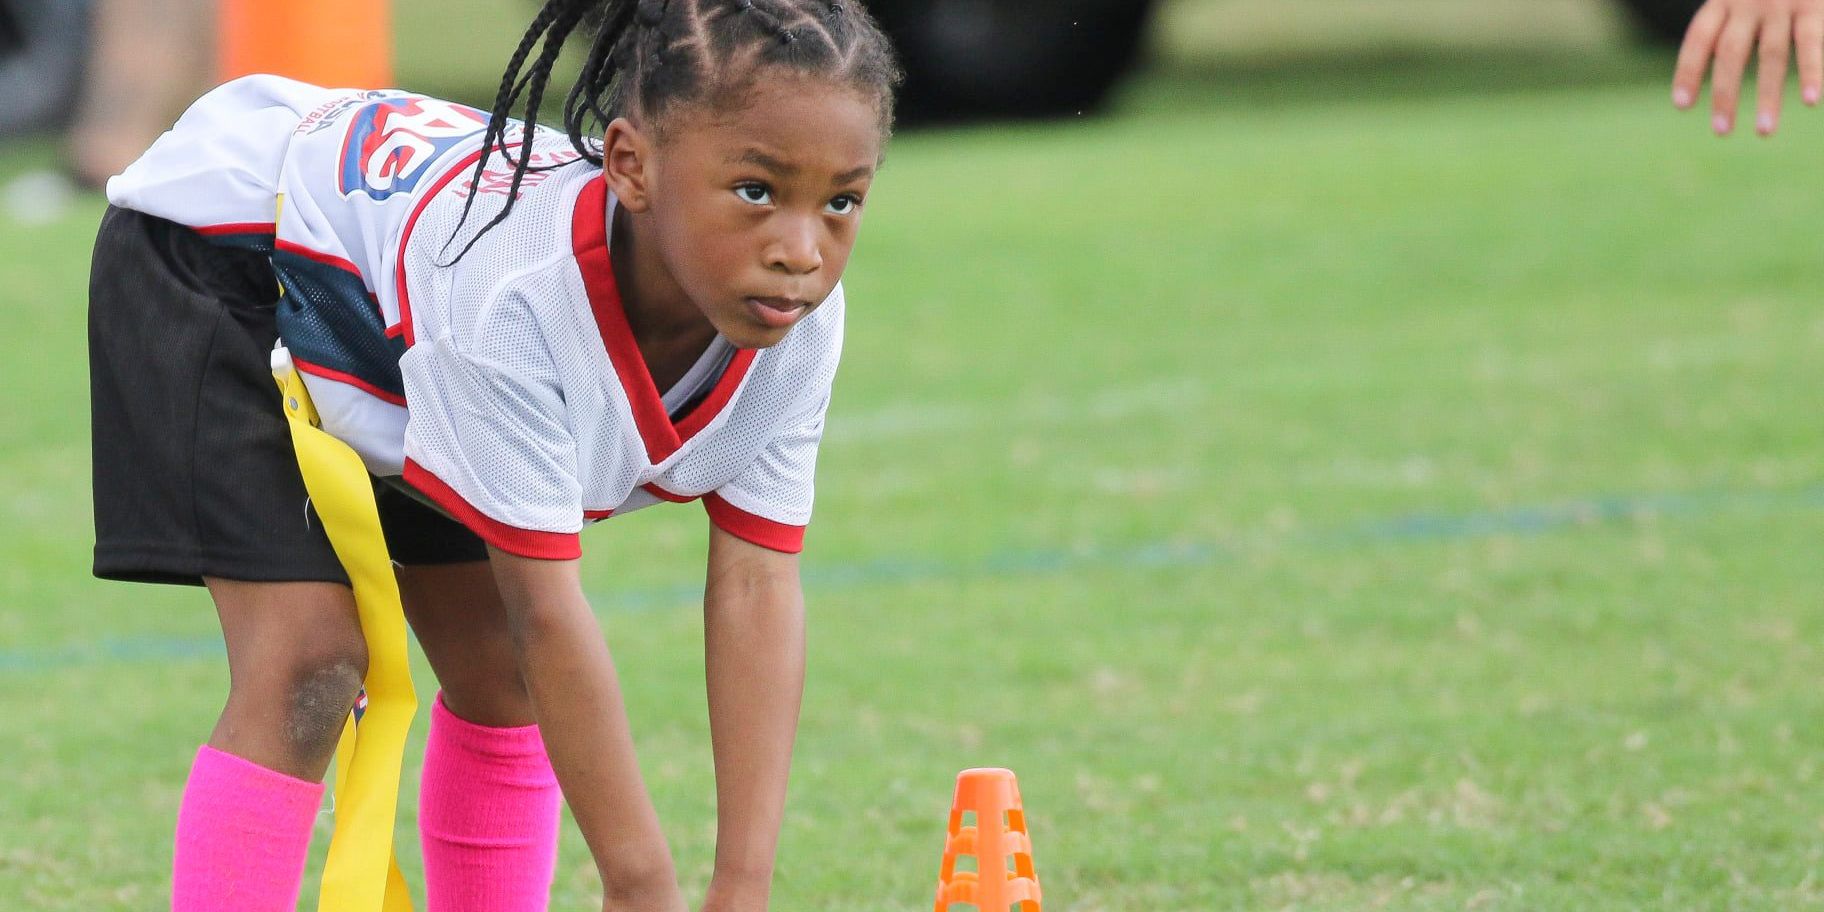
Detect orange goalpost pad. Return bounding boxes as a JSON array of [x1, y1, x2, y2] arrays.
[[218, 0, 393, 89]]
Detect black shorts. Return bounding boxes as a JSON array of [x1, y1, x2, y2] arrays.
[[88, 205, 487, 587]]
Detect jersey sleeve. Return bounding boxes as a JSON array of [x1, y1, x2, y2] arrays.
[[399, 306, 584, 561], [704, 394, 830, 554], [106, 75, 345, 231]]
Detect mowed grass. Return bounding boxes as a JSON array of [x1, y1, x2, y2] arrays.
[[8, 20, 1824, 912]]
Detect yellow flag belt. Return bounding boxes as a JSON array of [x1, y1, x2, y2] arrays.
[[273, 349, 418, 912]]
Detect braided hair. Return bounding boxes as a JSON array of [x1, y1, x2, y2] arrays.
[[444, 0, 901, 261]]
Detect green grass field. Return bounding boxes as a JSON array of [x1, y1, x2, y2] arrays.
[[7, 3, 1824, 909]]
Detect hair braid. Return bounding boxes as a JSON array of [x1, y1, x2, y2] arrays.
[[733, 0, 798, 44], [563, 1, 644, 165], [443, 0, 627, 263]]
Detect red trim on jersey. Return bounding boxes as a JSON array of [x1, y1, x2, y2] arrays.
[[575, 237, 679, 461], [642, 483, 698, 504], [583, 508, 615, 520], [275, 239, 365, 278], [403, 458, 582, 560], [393, 143, 518, 347], [571, 177, 757, 462], [675, 348, 757, 442], [571, 178, 676, 461], [384, 323, 404, 339], [703, 493, 806, 554], [293, 356, 408, 407], [194, 222, 276, 237]]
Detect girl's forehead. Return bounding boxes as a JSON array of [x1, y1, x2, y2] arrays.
[[669, 80, 884, 172]]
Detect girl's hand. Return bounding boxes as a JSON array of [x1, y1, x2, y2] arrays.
[[693, 526, 805, 912], [485, 550, 684, 912], [1672, 0, 1824, 135], [699, 871, 772, 912], [698, 901, 758, 912], [602, 886, 688, 912], [698, 893, 765, 912]]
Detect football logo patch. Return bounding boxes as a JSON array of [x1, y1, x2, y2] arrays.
[[338, 97, 487, 201]]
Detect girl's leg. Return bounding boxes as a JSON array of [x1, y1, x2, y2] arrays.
[[174, 577, 367, 912], [400, 560, 561, 912]]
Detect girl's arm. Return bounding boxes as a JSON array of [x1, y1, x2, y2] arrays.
[[1672, 0, 1824, 135], [698, 525, 808, 912], [487, 548, 688, 912]]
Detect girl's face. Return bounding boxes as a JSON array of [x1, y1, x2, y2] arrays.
[[611, 74, 884, 350]]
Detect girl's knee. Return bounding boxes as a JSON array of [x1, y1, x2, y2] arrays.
[[282, 643, 368, 759], [220, 634, 368, 767], [211, 579, 369, 763]]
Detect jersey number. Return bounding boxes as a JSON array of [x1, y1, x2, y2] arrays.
[[338, 98, 487, 201]]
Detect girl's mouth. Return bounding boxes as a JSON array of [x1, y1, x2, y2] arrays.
[[745, 296, 810, 329]]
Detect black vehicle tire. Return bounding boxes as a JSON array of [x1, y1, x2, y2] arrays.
[[1614, 0, 1707, 45], [1, 3, 25, 55], [870, 0, 1159, 122], [0, 0, 90, 139]]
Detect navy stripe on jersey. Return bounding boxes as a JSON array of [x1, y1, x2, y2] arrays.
[[195, 226, 276, 255], [272, 248, 406, 402]]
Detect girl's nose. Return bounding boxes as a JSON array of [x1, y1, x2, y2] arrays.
[[767, 219, 823, 275]]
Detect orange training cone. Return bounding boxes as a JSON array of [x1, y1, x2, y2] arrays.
[[218, 0, 393, 89], [935, 768, 1043, 912]]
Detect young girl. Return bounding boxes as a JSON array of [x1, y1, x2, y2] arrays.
[[89, 1, 899, 909]]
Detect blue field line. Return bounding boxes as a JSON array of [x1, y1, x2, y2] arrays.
[[0, 634, 226, 672], [6, 481, 1823, 672]]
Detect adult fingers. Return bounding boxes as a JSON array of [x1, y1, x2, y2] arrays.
[[1674, 2, 1729, 108], [1757, 14, 1793, 134], [1711, 12, 1762, 133], [1797, 8, 1824, 105]]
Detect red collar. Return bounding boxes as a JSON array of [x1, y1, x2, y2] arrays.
[[571, 176, 756, 463]]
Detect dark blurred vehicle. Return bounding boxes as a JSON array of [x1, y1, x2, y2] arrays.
[[0, 0, 90, 139], [1615, 0, 1705, 44], [870, 0, 1159, 121], [870, 0, 1707, 123], [1, 4, 26, 55]]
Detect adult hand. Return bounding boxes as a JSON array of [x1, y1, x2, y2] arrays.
[[1672, 0, 1824, 135]]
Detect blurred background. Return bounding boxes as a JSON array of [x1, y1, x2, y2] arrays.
[[0, 0, 1708, 193], [9, 1, 1824, 910]]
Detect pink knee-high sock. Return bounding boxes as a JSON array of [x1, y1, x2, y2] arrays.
[[420, 693, 561, 912], [171, 745, 325, 912]]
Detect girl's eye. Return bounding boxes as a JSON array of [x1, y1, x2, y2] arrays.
[[825, 195, 862, 215], [735, 184, 772, 205]]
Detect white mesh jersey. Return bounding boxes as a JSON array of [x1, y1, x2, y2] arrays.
[[107, 75, 842, 558]]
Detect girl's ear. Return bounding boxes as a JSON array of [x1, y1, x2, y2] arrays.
[[601, 117, 653, 213]]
